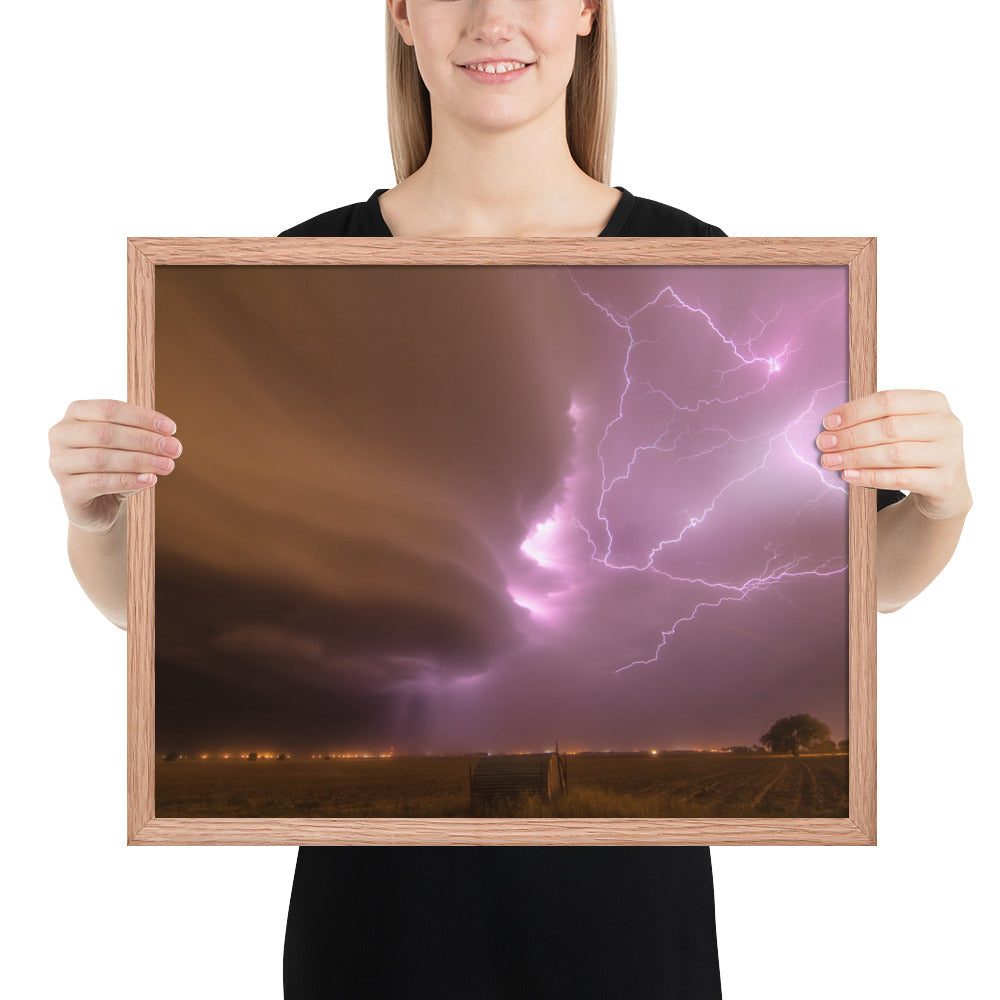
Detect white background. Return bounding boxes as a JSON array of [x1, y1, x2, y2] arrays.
[[6, 2, 996, 997]]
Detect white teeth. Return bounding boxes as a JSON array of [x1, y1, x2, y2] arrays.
[[465, 61, 527, 74]]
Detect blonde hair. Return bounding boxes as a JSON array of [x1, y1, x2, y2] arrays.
[[385, 1, 617, 184]]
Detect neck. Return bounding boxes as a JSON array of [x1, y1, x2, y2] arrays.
[[403, 95, 594, 236]]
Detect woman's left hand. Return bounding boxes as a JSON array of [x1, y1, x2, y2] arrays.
[[817, 388, 972, 521]]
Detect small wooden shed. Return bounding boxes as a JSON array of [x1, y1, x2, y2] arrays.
[[470, 747, 568, 804]]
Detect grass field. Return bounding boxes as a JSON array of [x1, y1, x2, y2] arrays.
[[155, 751, 848, 818]]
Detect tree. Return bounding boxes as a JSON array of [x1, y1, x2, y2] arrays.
[[760, 714, 833, 756]]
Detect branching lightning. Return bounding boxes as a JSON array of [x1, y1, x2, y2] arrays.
[[512, 269, 849, 674]]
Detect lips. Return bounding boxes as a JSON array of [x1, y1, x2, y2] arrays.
[[458, 58, 534, 68], [458, 61, 534, 83]]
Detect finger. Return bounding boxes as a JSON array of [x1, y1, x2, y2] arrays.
[[820, 440, 947, 473], [62, 470, 161, 505], [822, 389, 950, 431], [51, 446, 177, 478], [815, 411, 943, 454], [62, 420, 183, 459], [64, 399, 177, 435], [839, 465, 929, 493]]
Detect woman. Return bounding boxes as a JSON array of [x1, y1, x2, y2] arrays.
[[48, 2, 972, 996]]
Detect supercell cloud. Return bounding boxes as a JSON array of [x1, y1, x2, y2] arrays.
[[153, 263, 849, 755]]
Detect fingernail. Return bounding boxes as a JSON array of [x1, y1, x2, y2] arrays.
[[843, 469, 859, 480], [155, 417, 176, 433], [824, 414, 842, 430], [818, 434, 837, 449]]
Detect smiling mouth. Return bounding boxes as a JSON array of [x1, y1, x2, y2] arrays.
[[457, 62, 535, 85], [459, 61, 534, 73]]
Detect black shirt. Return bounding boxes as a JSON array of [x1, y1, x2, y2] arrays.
[[279, 187, 906, 1000], [279, 184, 726, 239]]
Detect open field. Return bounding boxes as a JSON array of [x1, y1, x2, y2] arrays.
[[155, 751, 848, 818]]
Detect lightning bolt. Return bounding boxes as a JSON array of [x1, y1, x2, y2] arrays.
[[512, 267, 849, 675]]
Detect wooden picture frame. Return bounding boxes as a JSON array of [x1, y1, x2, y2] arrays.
[[127, 237, 878, 847]]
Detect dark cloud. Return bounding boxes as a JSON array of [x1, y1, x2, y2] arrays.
[[152, 263, 851, 754]]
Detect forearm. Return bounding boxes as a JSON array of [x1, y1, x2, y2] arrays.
[[876, 491, 972, 613], [67, 505, 128, 630]]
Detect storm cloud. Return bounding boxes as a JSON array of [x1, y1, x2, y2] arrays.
[[153, 263, 849, 755]]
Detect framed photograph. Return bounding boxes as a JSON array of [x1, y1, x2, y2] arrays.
[[126, 236, 879, 847]]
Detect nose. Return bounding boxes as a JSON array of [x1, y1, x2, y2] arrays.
[[467, 0, 517, 45]]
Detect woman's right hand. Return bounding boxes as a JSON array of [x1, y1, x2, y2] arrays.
[[48, 399, 183, 533]]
